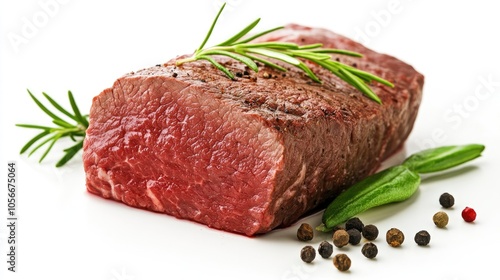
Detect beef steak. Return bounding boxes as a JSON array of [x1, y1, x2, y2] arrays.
[[83, 24, 424, 236]]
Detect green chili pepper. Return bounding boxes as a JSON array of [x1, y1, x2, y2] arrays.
[[317, 144, 485, 232], [402, 144, 485, 173]]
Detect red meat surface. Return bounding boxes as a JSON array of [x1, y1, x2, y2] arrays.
[[83, 24, 424, 236]]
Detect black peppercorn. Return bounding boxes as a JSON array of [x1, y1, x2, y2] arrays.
[[439, 192, 455, 208], [318, 241, 334, 258], [300, 246, 316, 263], [332, 229, 350, 248], [361, 242, 378, 259], [297, 223, 314, 241], [362, 224, 379, 241], [386, 228, 405, 247], [347, 228, 361, 245], [414, 230, 431, 246], [345, 217, 364, 232], [333, 254, 351, 271]]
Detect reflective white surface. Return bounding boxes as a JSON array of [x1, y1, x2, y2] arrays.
[[1, 1, 499, 279]]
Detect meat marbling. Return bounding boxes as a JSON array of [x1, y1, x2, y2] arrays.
[[83, 24, 424, 236]]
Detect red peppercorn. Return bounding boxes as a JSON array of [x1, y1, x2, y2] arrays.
[[462, 207, 476, 222]]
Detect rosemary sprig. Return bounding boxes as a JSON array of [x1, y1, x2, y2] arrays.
[[16, 90, 88, 167], [176, 3, 394, 104]]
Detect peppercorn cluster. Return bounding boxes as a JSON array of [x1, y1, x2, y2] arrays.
[[295, 192, 477, 272], [434, 192, 477, 225], [297, 217, 385, 272]]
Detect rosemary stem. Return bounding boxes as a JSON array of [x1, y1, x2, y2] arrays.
[[175, 56, 198, 66]]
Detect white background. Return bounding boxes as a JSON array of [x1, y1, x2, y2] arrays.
[[1, 1, 499, 279]]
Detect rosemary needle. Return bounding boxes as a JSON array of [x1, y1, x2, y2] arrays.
[[16, 90, 88, 167], [176, 3, 394, 103]]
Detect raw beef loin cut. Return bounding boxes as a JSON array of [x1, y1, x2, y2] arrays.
[[83, 24, 424, 236]]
